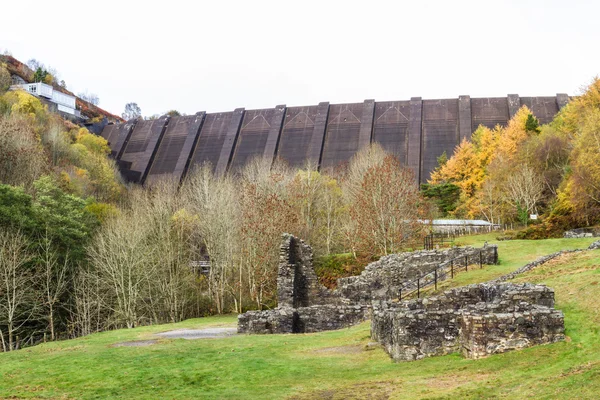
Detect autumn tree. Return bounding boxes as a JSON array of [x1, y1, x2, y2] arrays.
[[0, 114, 47, 188], [241, 158, 296, 309], [350, 155, 429, 258]]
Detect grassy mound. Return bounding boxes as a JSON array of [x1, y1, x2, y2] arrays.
[[0, 235, 598, 399]]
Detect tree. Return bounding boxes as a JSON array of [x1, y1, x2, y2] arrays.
[[77, 91, 99, 106], [350, 155, 429, 258], [504, 165, 545, 226], [420, 182, 460, 216], [33, 67, 48, 83], [241, 158, 296, 309], [525, 113, 541, 133], [87, 213, 153, 328], [185, 166, 242, 313], [38, 229, 69, 341], [0, 229, 36, 351], [0, 64, 11, 94], [166, 110, 181, 117], [122, 102, 141, 120], [0, 114, 47, 188]]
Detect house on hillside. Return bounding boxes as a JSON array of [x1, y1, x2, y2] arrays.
[[11, 82, 80, 117]]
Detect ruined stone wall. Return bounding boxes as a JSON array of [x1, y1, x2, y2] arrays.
[[277, 234, 338, 308], [371, 283, 564, 361], [238, 304, 369, 334], [238, 234, 498, 335], [337, 245, 498, 304], [460, 309, 565, 359], [563, 228, 600, 238]]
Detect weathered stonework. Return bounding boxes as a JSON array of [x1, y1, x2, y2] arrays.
[[238, 234, 498, 334], [338, 246, 498, 304], [564, 228, 600, 239], [238, 304, 369, 334], [371, 283, 564, 361]]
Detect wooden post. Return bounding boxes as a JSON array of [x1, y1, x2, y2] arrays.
[[465, 255, 468, 272], [434, 269, 438, 290], [479, 250, 483, 269], [399, 288, 402, 301], [417, 279, 420, 299], [451, 260, 454, 279]]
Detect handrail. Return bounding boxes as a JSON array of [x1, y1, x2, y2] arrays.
[[398, 247, 497, 301]]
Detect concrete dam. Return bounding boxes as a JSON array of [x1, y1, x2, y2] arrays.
[[100, 94, 569, 185]]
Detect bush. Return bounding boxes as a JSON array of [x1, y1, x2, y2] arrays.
[[313, 253, 373, 289]]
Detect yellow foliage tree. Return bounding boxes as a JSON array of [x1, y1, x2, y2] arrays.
[[430, 106, 539, 219]]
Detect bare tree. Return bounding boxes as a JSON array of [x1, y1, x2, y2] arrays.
[[77, 91, 100, 106], [71, 265, 105, 337], [38, 230, 69, 341], [478, 178, 502, 225], [0, 229, 36, 351], [122, 102, 142, 120], [183, 165, 241, 313], [87, 214, 154, 328], [504, 165, 545, 225]]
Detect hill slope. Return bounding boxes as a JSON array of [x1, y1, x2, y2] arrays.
[[0, 236, 598, 399]]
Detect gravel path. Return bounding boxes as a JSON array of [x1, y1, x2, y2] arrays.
[[155, 327, 237, 340]]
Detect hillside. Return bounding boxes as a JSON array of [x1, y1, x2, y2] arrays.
[[0, 235, 598, 399], [0, 54, 123, 122]]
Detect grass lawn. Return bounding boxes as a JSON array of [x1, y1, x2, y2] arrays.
[[0, 235, 599, 399]]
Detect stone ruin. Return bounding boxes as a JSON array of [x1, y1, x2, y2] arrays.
[[238, 234, 498, 334], [564, 227, 600, 239], [371, 283, 565, 361], [238, 234, 564, 361]]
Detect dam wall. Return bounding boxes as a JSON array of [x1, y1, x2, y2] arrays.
[[100, 94, 568, 184]]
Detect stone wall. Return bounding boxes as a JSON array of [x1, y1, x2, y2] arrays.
[[238, 234, 498, 335], [337, 245, 498, 304], [460, 309, 565, 359], [563, 228, 600, 238], [277, 234, 338, 308], [238, 305, 369, 334], [371, 283, 564, 361]]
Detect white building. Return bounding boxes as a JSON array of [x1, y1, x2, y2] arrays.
[[13, 82, 80, 117]]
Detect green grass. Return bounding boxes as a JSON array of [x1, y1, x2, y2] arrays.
[[1, 235, 599, 399]]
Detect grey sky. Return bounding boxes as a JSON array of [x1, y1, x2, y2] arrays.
[[2, 0, 598, 117]]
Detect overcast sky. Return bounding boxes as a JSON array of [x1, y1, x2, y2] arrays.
[[1, 0, 598, 117]]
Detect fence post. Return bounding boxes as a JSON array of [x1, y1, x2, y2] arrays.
[[479, 250, 483, 269], [417, 279, 420, 298], [451, 260, 454, 279], [434, 269, 438, 290], [399, 288, 402, 301], [465, 255, 468, 272]]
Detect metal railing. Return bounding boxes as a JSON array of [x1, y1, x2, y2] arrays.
[[398, 247, 497, 301], [424, 233, 456, 250]]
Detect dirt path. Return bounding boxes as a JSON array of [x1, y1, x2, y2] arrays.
[[155, 327, 237, 340]]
